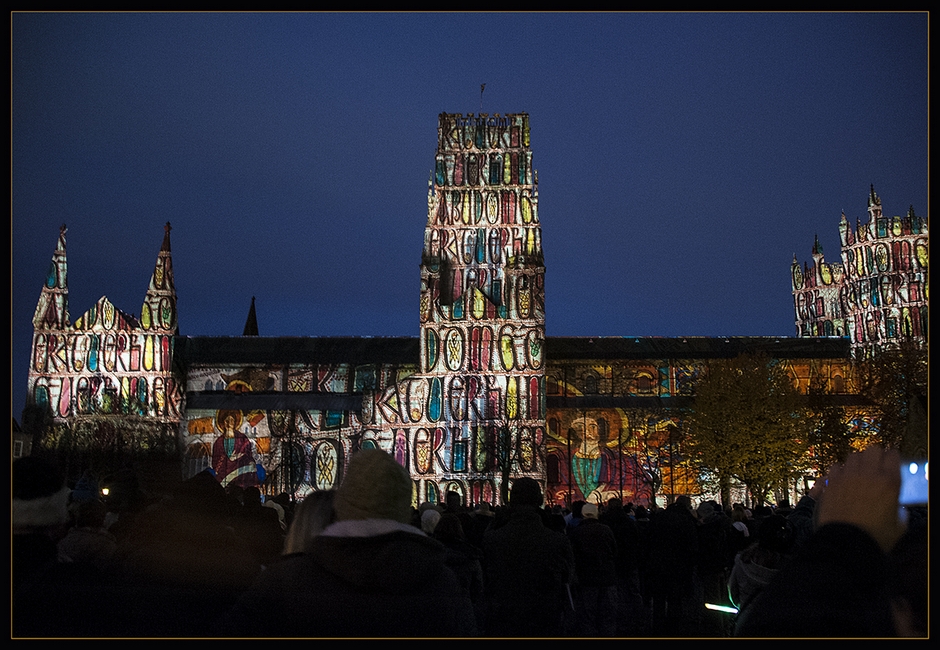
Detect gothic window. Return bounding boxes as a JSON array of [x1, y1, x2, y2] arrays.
[[831, 373, 845, 394], [547, 374, 560, 395], [887, 318, 898, 339]]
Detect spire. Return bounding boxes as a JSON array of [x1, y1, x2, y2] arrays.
[[867, 184, 882, 222], [160, 220, 172, 253], [243, 296, 259, 336], [812, 233, 823, 256], [32, 224, 70, 330], [140, 222, 178, 334]]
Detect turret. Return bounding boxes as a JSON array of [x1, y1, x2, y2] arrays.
[[140, 222, 178, 334], [32, 224, 70, 331]]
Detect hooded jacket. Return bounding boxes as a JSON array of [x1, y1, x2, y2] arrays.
[[222, 519, 475, 637]]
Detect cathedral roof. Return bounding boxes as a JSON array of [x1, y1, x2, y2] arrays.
[[545, 336, 850, 361], [175, 334, 850, 369], [175, 336, 421, 367]]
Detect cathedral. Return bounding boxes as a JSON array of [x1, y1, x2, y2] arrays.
[[26, 113, 911, 508]]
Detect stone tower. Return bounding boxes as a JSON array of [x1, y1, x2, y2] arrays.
[[421, 112, 546, 504], [361, 113, 547, 506]]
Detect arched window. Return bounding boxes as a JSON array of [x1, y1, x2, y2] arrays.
[[831, 374, 845, 394], [636, 373, 654, 395], [583, 373, 598, 395], [547, 374, 560, 395]]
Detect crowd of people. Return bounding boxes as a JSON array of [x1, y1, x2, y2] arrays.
[[12, 446, 927, 638]]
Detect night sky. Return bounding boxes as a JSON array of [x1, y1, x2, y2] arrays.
[[11, 12, 928, 420]]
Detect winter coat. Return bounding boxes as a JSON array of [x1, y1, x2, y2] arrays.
[[223, 519, 476, 637], [483, 505, 575, 637], [568, 518, 618, 587], [727, 546, 785, 612], [734, 523, 897, 637]]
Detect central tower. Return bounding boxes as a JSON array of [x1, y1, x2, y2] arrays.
[[417, 113, 546, 504]]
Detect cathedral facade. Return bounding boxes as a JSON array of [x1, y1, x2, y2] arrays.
[[25, 113, 876, 507]]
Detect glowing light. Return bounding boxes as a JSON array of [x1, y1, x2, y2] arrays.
[[705, 603, 739, 614]]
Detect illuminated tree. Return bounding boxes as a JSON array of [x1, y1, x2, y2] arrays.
[[685, 353, 811, 507], [855, 341, 928, 453], [805, 375, 857, 473]]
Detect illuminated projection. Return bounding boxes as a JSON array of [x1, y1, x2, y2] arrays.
[[177, 338, 420, 498], [360, 113, 546, 505], [543, 361, 695, 507], [24, 115, 883, 507], [26, 224, 182, 431], [182, 366, 277, 488], [545, 405, 650, 506], [792, 186, 928, 355]]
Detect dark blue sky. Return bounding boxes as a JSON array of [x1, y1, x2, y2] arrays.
[[11, 12, 929, 419]]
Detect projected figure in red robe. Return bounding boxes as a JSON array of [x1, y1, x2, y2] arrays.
[[212, 410, 259, 488]]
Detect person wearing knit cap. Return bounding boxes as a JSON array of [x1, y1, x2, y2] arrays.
[[421, 508, 442, 535], [581, 502, 599, 519], [221, 448, 476, 637]]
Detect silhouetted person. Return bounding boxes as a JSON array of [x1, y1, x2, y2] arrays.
[[110, 469, 262, 636], [435, 512, 486, 635], [645, 495, 698, 636], [727, 513, 795, 626], [695, 500, 735, 635], [233, 485, 285, 566], [568, 502, 619, 636], [482, 477, 574, 637], [599, 497, 645, 634]]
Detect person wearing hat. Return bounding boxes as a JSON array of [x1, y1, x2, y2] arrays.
[[222, 448, 475, 637], [568, 502, 619, 635], [482, 476, 575, 637]]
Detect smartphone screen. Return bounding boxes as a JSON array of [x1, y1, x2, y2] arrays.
[[899, 460, 928, 506]]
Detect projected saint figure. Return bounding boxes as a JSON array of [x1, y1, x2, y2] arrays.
[[212, 409, 259, 488], [570, 416, 614, 501]]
